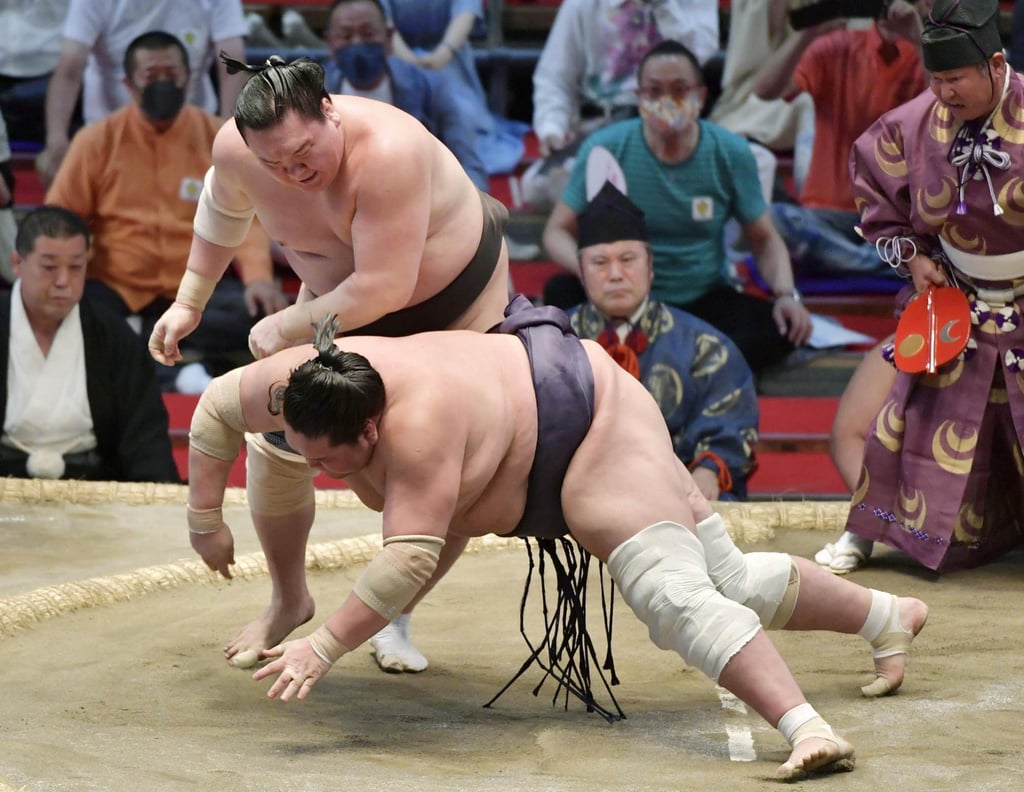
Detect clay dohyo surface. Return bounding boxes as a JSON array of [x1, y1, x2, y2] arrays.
[[1, 501, 1022, 791]]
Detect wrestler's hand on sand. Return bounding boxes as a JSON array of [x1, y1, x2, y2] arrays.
[[908, 253, 948, 292], [773, 297, 813, 346], [253, 638, 330, 701], [149, 303, 202, 365], [190, 525, 236, 580], [247, 312, 292, 359]]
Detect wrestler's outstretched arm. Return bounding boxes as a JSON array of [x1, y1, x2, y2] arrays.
[[254, 402, 466, 700], [151, 137, 258, 364], [247, 141, 433, 357], [186, 353, 305, 575]]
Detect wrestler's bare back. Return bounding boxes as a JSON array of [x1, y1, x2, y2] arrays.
[[240, 331, 699, 562], [213, 96, 485, 303]]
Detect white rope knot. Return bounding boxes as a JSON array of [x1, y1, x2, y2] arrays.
[[875, 235, 918, 278]]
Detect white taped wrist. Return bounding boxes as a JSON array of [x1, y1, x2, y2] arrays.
[[187, 504, 223, 534], [307, 624, 350, 665], [175, 270, 218, 311]]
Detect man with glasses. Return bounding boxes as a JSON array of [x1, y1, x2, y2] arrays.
[[815, 0, 1024, 575], [543, 39, 811, 373]]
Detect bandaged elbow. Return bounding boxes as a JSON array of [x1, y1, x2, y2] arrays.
[[353, 535, 445, 620], [607, 521, 762, 682], [193, 167, 256, 248], [188, 367, 246, 461]]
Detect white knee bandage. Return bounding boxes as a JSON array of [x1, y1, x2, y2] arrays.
[[193, 167, 256, 248], [245, 433, 316, 517], [607, 521, 762, 682], [695, 513, 797, 629], [353, 535, 445, 620], [189, 368, 246, 461]]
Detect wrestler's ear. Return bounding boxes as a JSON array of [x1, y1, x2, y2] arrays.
[[362, 418, 379, 445], [322, 97, 341, 127]]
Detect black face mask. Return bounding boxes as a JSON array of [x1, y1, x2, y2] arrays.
[[140, 79, 185, 122]]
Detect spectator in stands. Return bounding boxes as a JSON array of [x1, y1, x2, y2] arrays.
[[755, 1, 930, 278], [0, 108, 14, 283], [323, 0, 489, 191], [46, 31, 287, 393], [568, 183, 758, 500], [36, 0, 250, 186], [525, 0, 720, 210], [706, 0, 814, 197], [0, 205, 179, 482], [0, 0, 71, 145], [380, 0, 527, 176], [543, 40, 812, 374]]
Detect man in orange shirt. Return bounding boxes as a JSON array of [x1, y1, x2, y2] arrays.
[[46, 30, 288, 391], [755, 0, 931, 277]]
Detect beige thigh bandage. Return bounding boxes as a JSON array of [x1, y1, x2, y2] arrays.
[[245, 432, 315, 517], [353, 535, 445, 620], [606, 521, 761, 683], [189, 368, 246, 461], [193, 167, 256, 248], [695, 513, 797, 629]]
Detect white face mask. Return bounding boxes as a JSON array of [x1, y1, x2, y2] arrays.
[[640, 95, 701, 133]]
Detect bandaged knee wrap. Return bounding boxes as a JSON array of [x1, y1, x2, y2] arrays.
[[245, 433, 316, 517], [189, 368, 246, 461], [696, 513, 798, 629], [606, 521, 762, 682], [353, 535, 445, 620], [193, 167, 256, 248]]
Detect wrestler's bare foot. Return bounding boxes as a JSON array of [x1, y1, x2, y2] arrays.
[[370, 612, 428, 673], [224, 596, 316, 669], [862, 596, 929, 697], [776, 735, 856, 782]]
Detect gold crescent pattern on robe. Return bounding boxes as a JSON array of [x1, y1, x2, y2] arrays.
[[920, 357, 964, 388], [851, 466, 870, 506], [928, 102, 957, 144], [873, 126, 909, 177], [995, 178, 1024, 227], [989, 383, 1009, 404], [896, 483, 926, 530], [874, 400, 905, 452], [930, 419, 978, 475], [915, 178, 956, 229], [1015, 371, 1024, 396], [702, 387, 743, 418], [953, 501, 986, 542], [946, 224, 987, 254], [691, 333, 728, 377], [1014, 441, 1024, 477], [991, 89, 1024, 145], [646, 363, 684, 415]]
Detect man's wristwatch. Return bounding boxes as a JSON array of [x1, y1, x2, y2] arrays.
[[773, 288, 802, 303]]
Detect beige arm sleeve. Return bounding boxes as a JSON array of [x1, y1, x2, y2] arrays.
[[193, 167, 257, 248], [188, 367, 247, 461], [352, 535, 445, 620]]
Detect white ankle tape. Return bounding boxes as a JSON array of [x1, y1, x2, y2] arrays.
[[777, 703, 832, 746], [858, 589, 892, 642]]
